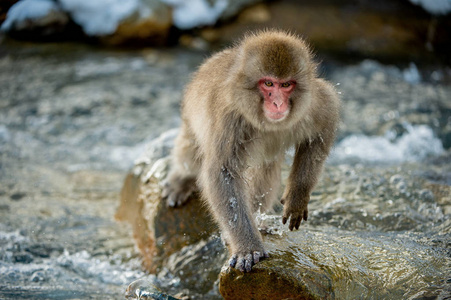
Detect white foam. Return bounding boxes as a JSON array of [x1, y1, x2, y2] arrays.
[[57, 250, 144, 285], [331, 124, 444, 164]]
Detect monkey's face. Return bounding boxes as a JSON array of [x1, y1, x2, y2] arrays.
[[258, 77, 296, 122], [232, 30, 315, 131]]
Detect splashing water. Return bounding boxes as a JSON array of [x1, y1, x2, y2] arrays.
[[330, 123, 444, 164]]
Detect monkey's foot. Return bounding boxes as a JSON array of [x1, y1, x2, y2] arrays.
[[161, 177, 196, 207], [228, 250, 269, 273]]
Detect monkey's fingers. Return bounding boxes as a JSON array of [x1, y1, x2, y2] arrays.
[[166, 190, 190, 207], [303, 208, 308, 221], [166, 193, 180, 207], [282, 216, 288, 225], [228, 254, 238, 268], [244, 254, 253, 272], [229, 251, 267, 273], [236, 257, 246, 272], [289, 215, 302, 231], [253, 251, 260, 264], [161, 186, 169, 199]]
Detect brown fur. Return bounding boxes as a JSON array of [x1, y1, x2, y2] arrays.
[[162, 30, 340, 272]]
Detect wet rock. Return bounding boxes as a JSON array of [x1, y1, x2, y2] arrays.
[[117, 130, 338, 299], [116, 130, 217, 273], [30, 271, 45, 282], [219, 252, 333, 300], [10, 191, 26, 201], [13, 252, 33, 263], [117, 129, 451, 299]]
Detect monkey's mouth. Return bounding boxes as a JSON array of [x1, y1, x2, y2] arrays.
[[264, 108, 289, 122], [263, 97, 290, 122]]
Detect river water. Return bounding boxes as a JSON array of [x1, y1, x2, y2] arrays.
[[0, 41, 450, 299]]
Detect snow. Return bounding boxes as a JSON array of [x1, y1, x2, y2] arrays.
[[1, 0, 60, 31], [58, 0, 141, 36], [330, 124, 444, 164], [160, 0, 228, 29], [409, 0, 451, 15], [403, 62, 422, 85], [2, 0, 229, 34]]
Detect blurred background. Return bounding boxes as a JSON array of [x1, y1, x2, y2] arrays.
[[0, 0, 450, 299], [1, 0, 451, 64]]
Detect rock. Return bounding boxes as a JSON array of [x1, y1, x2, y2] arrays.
[[0, 0, 70, 39], [219, 250, 334, 300], [102, 7, 171, 46], [118, 129, 451, 299], [116, 129, 217, 273], [116, 130, 335, 299]]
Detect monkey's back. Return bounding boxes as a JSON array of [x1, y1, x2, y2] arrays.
[[181, 48, 239, 151]]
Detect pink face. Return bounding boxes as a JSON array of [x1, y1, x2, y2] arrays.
[[258, 77, 296, 122]]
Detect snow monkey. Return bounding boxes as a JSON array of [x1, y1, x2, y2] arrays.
[[162, 30, 340, 272]]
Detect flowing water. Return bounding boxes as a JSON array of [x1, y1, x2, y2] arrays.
[[0, 40, 450, 299]]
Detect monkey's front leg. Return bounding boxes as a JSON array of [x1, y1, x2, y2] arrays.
[[281, 137, 330, 231], [201, 162, 268, 272]]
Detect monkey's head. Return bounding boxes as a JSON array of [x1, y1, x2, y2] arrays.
[[231, 30, 316, 131]]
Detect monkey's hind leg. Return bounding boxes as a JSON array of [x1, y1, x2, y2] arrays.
[[162, 126, 200, 207], [247, 160, 282, 213]]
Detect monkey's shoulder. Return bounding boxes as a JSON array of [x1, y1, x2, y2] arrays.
[[303, 78, 341, 143], [195, 49, 236, 79], [312, 78, 340, 118]]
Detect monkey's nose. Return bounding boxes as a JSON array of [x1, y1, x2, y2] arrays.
[[273, 101, 283, 109]]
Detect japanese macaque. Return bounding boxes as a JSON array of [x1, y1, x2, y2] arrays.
[[162, 30, 340, 272]]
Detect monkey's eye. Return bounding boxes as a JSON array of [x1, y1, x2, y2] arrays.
[[281, 82, 291, 88], [265, 81, 274, 87]]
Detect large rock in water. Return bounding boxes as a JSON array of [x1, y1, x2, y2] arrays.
[[116, 129, 334, 299], [117, 129, 451, 299]]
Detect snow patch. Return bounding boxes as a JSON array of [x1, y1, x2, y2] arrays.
[[403, 62, 422, 84], [58, 0, 141, 36], [1, 0, 61, 31], [409, 0, 451, 15], [160, 0, 228, 29]]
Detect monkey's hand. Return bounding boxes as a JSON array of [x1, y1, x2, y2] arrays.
[[281, 195, 309, 231], [228, 247, 269, 273], [161, 177, 196, 208]]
